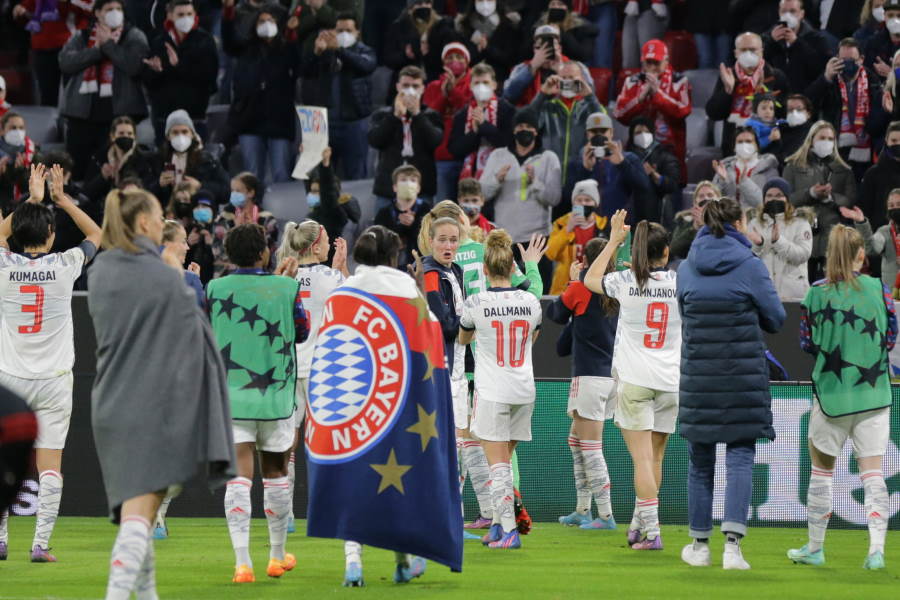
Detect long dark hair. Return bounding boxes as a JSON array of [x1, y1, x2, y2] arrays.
[[631, 221, 669, 291], [584, 238, 618, 316], [703, 197, 743, 238], [353, 225, 402, 268]]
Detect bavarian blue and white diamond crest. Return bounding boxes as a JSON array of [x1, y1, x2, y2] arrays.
[[310, 325, 375, 425]]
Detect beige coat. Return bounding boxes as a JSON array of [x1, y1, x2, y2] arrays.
[[747, 212, 813, 301]]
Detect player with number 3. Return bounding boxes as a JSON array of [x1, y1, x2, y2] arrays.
[[0, 164, 102, 562], [584, 209, 681, 551]]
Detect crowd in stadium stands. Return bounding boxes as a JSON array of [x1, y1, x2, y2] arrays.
[[7, 0, 900, 297]]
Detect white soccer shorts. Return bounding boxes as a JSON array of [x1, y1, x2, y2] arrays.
[[808, 401, 889, 459], [232, 417, 295, 453], [470, 393, 534, 442], [294, 376, 309, 428], [614, 381, 678, 434], [567, 376, 617, 421], [0, 370, 73, 450]]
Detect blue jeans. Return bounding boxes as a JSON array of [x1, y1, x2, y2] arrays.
[[688, 440, 756, 538], [694, 32, 731, 70], [330, 118, 369, 181], [435, 160, 463, 202], [587, 2, 617, 69], [238, 135, 293, 184]]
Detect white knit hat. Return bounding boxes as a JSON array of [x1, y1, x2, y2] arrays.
[[441, 42, 470, 63], [572, 179, 600, 205]]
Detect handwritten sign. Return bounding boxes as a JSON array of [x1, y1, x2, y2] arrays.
[[292, 105, 329, 180]]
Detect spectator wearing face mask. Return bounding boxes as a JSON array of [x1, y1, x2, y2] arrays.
[[763, 0, 831, 94], [614, 39, 691, 180], [806, 37, 888, 181], [384, 0, 467, 85], [299, 11, 376, 181], [706, 32, 789, 156], [58, 0, 150, 181], [151, 109, 229, 207], [855, 0, 888, 47], [423, 42, 475, 202], [783, 120, 859, 281], [777, 93, 815, 164], [744, 177, 812, 301], [0, 112, 37, 213], [448, 62, 515, 188], [864, 0, 900, 78], [529, 60, 602, 197], [534, 0, 598, 66], [545, 179, 609, 294], [670, 180, 721, 260], [456, 177, 495, 234], [621, 0, 669, 70], [857, 187, 900, 286], [369, 65, 443, 211], [83, 115, 156, 203], [503, 24, 593, 107], [375, 164, 433, 270], [626, 116, 680, 226], [455, 0, 525, 84], [185, 194, 217, 283], [142, 0, 219, 145], [860, 121, 900, 231], [223, 0, 300, 184], [712, 126, 780, 209]]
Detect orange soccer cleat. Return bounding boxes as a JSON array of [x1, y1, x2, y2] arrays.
[[232, 564, 255, 583]]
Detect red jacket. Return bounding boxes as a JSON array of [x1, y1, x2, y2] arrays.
[[614, 69, 692, 181], [16, 0, 91, 50], [423, 70, 472, 162]]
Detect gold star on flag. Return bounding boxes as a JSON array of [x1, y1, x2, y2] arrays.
[[406, 294, 429, 325], [370, 449, 412, 494], [406, 404, 438, 451], [421, 350, 435, 381]]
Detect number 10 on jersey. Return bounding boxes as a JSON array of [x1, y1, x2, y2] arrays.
[[490, 319, 530, 367]]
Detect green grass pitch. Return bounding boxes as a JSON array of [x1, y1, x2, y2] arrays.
[[0, 517, 896, 599]]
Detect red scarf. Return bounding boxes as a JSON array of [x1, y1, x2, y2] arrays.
[[164, 15, 198, 45], [838, 68, 871, 154], [729, 60, 766, 124], [891, 221, 900, 261], [79, 25, 115, 97], [459, 97, 498, 180]]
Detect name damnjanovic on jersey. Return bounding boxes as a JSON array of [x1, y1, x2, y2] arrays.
[[627, 286, 676, 298]]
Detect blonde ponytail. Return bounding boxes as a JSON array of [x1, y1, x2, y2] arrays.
[[101, 189, 160, 253], [825, 224, 863, 290], [276, 219, 322, 263], [484, 228, 514, 279]]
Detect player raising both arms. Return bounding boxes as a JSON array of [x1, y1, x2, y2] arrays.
[[788, 225, 896, 570], [0, 164, 101, 563], [584, 210, 681, 550], [460, 229, 542, 550]]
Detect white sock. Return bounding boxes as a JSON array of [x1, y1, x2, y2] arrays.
[[105, 516, 151, 600], [287, 451, 296, 521], [489, 462, 515, 533], [636, 497, 659, 539], [344, 540, 362, 566], [806, 466, 833, 553], [462, 440, 492, 519], [0, 509, 8, 543], [263, 476, 291, 560], [580, 440, 612, 519], [568, 435, 591, 515], [134, 538, 157, 600], [456, 437, 467, 518], [33, 470, 62, 549], [861, 470, 888, 555], [155, 493, 172, 528], [630, 505, 642, 532], [224, 477, 252, 567]]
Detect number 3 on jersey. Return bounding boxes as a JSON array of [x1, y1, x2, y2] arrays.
[[19, 285, 45, 334], [643, 301, 668, 349], [490, 319, 530, 367]]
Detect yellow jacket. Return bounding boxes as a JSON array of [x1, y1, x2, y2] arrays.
[[546, 212, 609, 295]]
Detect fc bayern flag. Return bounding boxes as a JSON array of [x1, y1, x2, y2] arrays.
[[304, 285, 463, 572]]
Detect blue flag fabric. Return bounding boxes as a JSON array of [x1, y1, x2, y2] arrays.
[[305, 269, 463, 572]]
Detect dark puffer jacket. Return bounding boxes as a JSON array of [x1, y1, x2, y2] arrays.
[[676, 225, 786, 444]]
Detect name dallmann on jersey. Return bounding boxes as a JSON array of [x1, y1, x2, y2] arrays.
[[483, 305, 533, 318]]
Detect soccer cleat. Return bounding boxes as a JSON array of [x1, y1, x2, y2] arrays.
[[153, 522, 168, 540], [464, 516, 493, 529], [787, 545, 825, 566], [626, 528, 642, 545], [30, 546, 57, 563], [558, 511, 593, 527], [0, 541, 7, 561], [681, 542, 711, 567], [280, 553, 297, 572], [266, 558, 286, 578], [863, 551, 885, 570], [514, 489, 532, 535], [463, 530, 482, 541], [343, 561, 364, 587], [393, 556, 426, 583], [579, 516, 617, 530], [232, 564, 255, 583], [631, 534, 663, 550], [481, 523, 502, 545], [488, 530, 522, 549], [723, 544, 751, 570], [287, 515, 296, 534]]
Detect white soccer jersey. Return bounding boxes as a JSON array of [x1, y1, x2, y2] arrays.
[[603, 269, 681, 392], [296, 264, 346, 378], [0, 244, 91, 379], [460, 288, 542, 405]]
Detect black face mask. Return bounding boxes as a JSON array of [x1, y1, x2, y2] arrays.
[[548, 7, 567, 22], [114, 136, 134, 152], [590, 134, 608, 147], [174, 202, 193, 218], [764, 200, 787, 216], [888, 144, 900, 159], [890, 209, 900, 225], [842, 58, 859, 79], [412, 6, 431, 21], [582, 205, 595, 219], [514, 130, 536, 147]]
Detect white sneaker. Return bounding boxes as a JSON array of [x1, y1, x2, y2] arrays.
[[723, 543, 751, 570], [681, 542, 711, 567]]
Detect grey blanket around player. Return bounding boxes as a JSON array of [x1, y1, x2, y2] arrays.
[[87, 236, 235, 521]]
